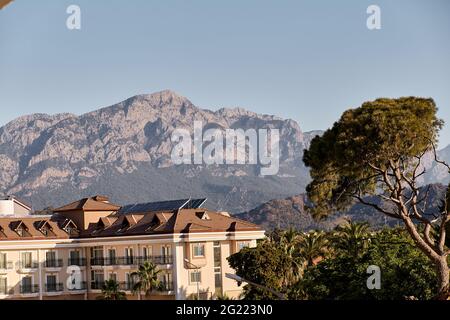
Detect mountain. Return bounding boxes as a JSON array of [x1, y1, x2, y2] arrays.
[[423, 145, 450, 185], [0, 90, 448, 214], [0, 90, 321, 212], [235, 184, 447, 231]]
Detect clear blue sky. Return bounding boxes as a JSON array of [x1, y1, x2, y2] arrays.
[[1, 0, 450, 147]]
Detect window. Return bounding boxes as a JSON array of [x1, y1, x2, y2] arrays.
[[69, 250, 80, 265], [91, 271, 104, 290], [108, 248, 116, 264], [161, 272, 172, 291], [70, 250, 80, 260], [161, 246, 171, 263], [21, 252, 33, 269], [192, 243, 205, 257], [64, 221, 79, 236], [126, 273, 135, 290], [142, 246, 153, 260], [46, 251, 56, 261], [125, 248, 134, 264], [91, 246, 103, 261], [190, 271, 201, 284], [213, 242, 222, 294], [109, 273, 117, 282], [237, 241, 250, 251], [21, 276, 32, 293], [46, 251, 58, 268], [39, 222, 54, 236], [0, 277, 7, 295], [16, 225, 25, 237], [0, 253, 6, 269], [46, 275, 57, 292]]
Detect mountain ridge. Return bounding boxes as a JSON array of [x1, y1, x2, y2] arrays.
[[1, 90, 449, 213]]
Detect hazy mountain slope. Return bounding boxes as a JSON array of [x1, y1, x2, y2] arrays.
[[235, 184, 447, 231], [0, 90, 448, 213], [0, 90, 312, 212]]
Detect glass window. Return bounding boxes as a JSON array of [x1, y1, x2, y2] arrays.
[[46, 251, 56, 261], [237, 241, 250, 251], [21, 252, 32, 268], [91, 246, 103, 259], [0, 277, 7, 294], [190, 271, 201, 284], [0, 253, 6, 269], [21, 276, 32, 289], [70, 250, 80, 260], [192, 243, 205, 257]]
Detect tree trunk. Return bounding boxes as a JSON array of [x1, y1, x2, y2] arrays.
[[402, 214, 449, 299], [436, 257, 449, 300]]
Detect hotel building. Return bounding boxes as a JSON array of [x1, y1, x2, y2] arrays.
[[0, 195, 265, 300]]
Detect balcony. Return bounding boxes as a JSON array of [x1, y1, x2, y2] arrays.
[[45, 283, 64, 293], [139, 255, 173, 265], [160, 281, 174, 292], [105, 257, 138, 266], [116, 281, 173, 293], [45, 259, 63, 269], [118, 282, 135, 291], [0, 261, 13, 271], [68, 258, 87, 266], [20, 284, 39, 294], [0, 286, 14, 295], [90, 257, 105, 266], [90, 281, 105, 290], [68, 281, 87, 291], [91, 256, 173, 267], [17, 261, 39, 271]]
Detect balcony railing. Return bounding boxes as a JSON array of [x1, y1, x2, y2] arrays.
[[0, 261, 13, 270], [90, 257, 105, 266], [90, 281, 105, 290], [0, 286, 14, 295], [45, 259, 63, 268], [68, 281, 87, 291], [105, 257, 137, 266], [117, 281, 172, 292], [139, 256, 173, 265], [68, 258, 87, 266], [45, 283, 64, 293], [160, 281, 174, 292], [90, 256, 173, 266], [20, 284, 39, 294], [118, 282, 135, 291], [17, 261, 39, 269], [89, 281, 173, 293]]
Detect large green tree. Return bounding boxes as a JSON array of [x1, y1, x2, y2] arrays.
[[298, 228, 438, 300], [227, 237, 295, 299], [303, 97, 450, 298]]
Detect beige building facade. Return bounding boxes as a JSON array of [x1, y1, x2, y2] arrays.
[[0, 196, 264, 300]]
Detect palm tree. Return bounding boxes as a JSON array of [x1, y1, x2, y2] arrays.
[[298, 231, 329, 268], [98, 279, 127, 300], [131, 261, 163, 300], [332, 220, 371, 258], [277, 228, 303, 286]]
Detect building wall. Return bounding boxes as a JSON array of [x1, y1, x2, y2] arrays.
[[0, 231, 264, 300]]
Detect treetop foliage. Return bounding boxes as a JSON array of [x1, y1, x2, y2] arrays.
[[303, 97, 444, 218]]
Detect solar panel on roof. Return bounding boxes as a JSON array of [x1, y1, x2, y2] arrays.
[[118, 198, 207, 214]]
